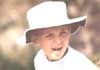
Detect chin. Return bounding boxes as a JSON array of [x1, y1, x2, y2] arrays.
[[50, 52, 63, 61], [50, 56, 62, 61]]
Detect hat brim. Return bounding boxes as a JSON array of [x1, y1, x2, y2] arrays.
[[26, 17, 86, 43], [16, 16, 87, 46], [70, 18, 86, 33]]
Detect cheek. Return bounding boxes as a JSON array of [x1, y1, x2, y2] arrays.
[[37, 39, 51, 50], [63, 35, 71, 44], [39, 40, 52, 57]]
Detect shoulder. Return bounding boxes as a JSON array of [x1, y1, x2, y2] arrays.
[[68, 47, 93, 64], [68, 47, 99, 70], [34, 49, 45, 64], [34, 49, 47, 70]]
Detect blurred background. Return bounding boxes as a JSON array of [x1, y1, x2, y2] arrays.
[[0, 0, 100, 70]]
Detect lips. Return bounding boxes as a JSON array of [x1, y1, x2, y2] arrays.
[[51, 47, 63, 51]]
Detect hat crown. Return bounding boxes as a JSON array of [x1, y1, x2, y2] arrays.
[[27, 1, 69, 29]]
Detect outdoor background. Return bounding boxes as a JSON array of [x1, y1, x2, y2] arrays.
[[0, 0, 100, 70]]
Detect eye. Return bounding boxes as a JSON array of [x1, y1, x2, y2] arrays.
[[45, 33, 54, 38], [60, 31, 68, 37]]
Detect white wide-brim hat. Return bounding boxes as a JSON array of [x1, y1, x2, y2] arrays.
[[16, 1, 87, 46]]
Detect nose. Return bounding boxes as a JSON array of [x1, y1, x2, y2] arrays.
[[53, 36, 62, 44]]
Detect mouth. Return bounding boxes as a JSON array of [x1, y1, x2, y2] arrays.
[[50, 47, 63, 60], [51, 47, 63, 51]]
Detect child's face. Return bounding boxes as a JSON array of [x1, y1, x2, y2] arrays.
[[32, 25, 71, 61]]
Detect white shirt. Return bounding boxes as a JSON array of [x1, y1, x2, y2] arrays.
[[34, 46, 99, 70]]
